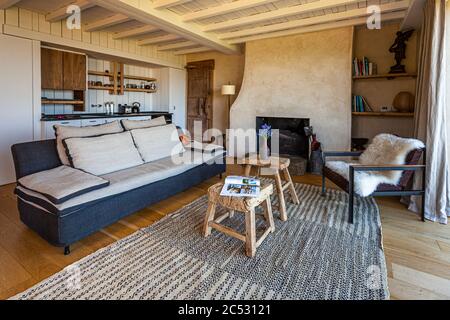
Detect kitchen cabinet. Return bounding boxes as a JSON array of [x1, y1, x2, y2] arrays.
[[80, 119, 104, 127], [41, 48, 86, 91], [0, 35, 35, 185], [41, 48, 64, 90], [63, 51, 86, 91]]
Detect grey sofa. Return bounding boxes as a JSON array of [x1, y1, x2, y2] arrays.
[[11, 139, 226, 255]]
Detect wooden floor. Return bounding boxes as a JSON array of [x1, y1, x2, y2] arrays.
[[0, 167, 449, 300]]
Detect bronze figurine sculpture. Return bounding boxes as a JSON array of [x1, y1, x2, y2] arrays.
[[389, 29, 414, 74]]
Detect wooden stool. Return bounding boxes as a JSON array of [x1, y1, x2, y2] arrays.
[[204, 183, 275, 257], [241, 155, 299, 221]]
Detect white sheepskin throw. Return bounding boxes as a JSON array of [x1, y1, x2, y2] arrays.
[[326, 134, 425, 197]]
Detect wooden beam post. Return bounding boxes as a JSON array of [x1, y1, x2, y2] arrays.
[[84, 13, 129, 32]]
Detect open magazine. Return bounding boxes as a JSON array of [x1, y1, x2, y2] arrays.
[[220, 176, 261, 198]]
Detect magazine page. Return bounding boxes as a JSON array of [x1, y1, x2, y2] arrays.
[[220, 176, 261, 198]]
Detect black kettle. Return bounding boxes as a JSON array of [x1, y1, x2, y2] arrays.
[[132, 102, 141, 113]]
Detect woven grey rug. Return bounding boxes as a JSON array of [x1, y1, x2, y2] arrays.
[[12, 182, 389, 300]]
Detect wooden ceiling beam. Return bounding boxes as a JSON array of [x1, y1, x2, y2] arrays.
[[84, 13, 129, 32], [182, 0, 274, 22], [219, 1, 411, 39], [157, 40, 196, 51], [173, 47, 212, 55], [46, 0, 95, 22], [153, 0, 192, 9], [113, 25, 159, 39], [0, 0, 21, 10], [227, 11, 406, 44], [91, 0, 239, 54], [203, 0, 360, 32], [138, 34, 180, 46]]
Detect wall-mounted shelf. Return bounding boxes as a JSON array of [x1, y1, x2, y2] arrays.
[[88, 71, 156, 82], [353, 73, 417, 80], [88, 64, 157, 95], [352, 112, 414, 117], [88, 70, 113, 77], [88, 85, 114, 91], [123, 75, 157, 82], [124, 88, 157, 93], [42, 99, 85, 105]]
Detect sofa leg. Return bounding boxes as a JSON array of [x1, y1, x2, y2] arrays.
[[219, 173, 223, 179], [64, 245, 71, 255]]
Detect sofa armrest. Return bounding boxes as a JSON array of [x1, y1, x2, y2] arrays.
[[11, 139, 61, 180]]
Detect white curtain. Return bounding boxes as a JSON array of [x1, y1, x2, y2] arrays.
[[409, 0, 449, 224]]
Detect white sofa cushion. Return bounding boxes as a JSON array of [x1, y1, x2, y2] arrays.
[[18, 166, 109, 204], [325, 134, 424, 197], [121, 116, 166, 131], [55, 121, 123, 165], [131, 124, 185, 163], [16, 150, 225, 213], [64, 131, 144, 175]]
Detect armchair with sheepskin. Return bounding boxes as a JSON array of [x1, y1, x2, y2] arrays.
[[322, 134, 426, 224]]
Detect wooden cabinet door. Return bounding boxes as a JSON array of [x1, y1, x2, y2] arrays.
[[63, 52, 86, 90], [41, 48, 63, 90]]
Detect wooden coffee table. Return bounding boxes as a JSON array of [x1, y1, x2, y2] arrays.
[[241, 155, 299, 221]]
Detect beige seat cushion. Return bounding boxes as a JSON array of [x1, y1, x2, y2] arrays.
[[18, 166, 109, 204]]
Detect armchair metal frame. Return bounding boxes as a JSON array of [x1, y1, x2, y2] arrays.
[[322, 150, 426, 224]]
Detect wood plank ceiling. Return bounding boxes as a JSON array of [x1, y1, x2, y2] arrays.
[[5, 0, 411, 54]]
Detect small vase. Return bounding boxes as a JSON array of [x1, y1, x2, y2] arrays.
[[259, 137, 270, 160]]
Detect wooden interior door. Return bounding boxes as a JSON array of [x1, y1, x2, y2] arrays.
[[41, 48, 63, 90], [63, 51, 86, 91], [186, 60, 214, 141]]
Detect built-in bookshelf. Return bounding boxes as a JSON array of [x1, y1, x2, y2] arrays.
[[351, 23, 417, 142]]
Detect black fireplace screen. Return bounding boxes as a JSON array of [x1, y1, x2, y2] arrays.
[[256, 116, 310, 159]]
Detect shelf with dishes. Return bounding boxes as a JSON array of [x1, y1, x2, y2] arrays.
[[88, 62, 157, 96], [124, 87, 157, 93], [88, 70, 157, 82]]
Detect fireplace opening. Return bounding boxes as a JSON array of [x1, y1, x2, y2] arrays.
[[256, 116, 310, 175]]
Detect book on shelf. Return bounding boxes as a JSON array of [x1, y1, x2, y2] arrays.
[[352, 95, 373, 112], [353, 57, 377, 77], [220, 176, 261, 198]]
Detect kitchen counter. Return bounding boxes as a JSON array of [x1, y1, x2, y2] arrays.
[[41, 112, 172, 122]]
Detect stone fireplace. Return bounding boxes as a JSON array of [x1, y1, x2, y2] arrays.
[[228, 27, 352, 158], [256, 116, 310, 175]]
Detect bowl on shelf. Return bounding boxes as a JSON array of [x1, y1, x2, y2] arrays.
[[393, 92, 415, 113]]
